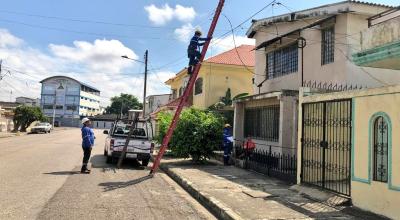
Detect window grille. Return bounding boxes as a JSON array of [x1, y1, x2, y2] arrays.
[[321, 26, 335, 65], [373, 116, 388, 182], [244, 105, 280, 142], [266, 44, 298, 79]]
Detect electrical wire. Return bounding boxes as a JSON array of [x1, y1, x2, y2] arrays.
[[222, 14, 256, 76], [0, 17, 178, 41]]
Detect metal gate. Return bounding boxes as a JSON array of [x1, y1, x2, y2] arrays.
[[301, 99, 352, 196]]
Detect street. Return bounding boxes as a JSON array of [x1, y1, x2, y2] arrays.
[[0, 129, 215, 220]]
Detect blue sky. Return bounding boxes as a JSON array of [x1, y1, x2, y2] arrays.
[[0, 0, 398, 104]]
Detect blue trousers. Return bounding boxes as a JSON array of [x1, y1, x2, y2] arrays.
[[223, 143, 232, 165]]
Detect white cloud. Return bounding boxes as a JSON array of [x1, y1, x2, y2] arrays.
[[144, 4, 174, 26], [0, 29, 172, 106], [0, 29, 23, 48], [210, 35, 255, 54], [144, 4, 196, 26], [49, 39, 138, 73], [174, 23, 197, 42], [174, 5, 196, 23]]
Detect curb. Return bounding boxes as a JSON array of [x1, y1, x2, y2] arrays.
[[160, 163, 242, 220]]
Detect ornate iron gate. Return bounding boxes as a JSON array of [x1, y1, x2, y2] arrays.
[[301, 99, 352, 196]]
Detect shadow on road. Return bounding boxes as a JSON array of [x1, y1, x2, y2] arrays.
[[98, 175, 153, 192], [43, 171, 81, 175], [90, 154, 146, 170]]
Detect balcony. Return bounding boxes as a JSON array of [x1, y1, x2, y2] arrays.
[[353, 7, 400, 70]]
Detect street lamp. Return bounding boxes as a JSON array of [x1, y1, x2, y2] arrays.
[[121, 50, 148, 118]]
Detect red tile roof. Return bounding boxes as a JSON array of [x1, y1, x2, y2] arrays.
[[205, 45, 255, 67]]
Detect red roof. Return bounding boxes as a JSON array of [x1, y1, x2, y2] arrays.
[[205, 45, 255, 67]]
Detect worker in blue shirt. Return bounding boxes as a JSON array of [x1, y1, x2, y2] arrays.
[[81, 118, 95, 173], [187, 30, 211, 75], [223, 124, 233, 166]]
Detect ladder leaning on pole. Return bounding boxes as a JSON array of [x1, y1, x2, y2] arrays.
[[150, 0, 226, 175]]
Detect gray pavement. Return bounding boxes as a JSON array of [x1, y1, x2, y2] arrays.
[[161, 158, 387, 220], [0, 128, 215, 220]]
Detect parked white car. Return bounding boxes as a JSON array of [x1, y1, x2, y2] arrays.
[[30, 122, 52, 134]]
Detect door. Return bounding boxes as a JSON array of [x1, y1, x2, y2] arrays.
[[301, 99, 352, 196]]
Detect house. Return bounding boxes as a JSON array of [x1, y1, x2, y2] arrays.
[[298, 84, 400, 219], [40, 76, 101, 127], [89, 114, 121, 129], [0, 101, 19, 132], [353, 6, 400, 70], [15, 97, 41, 107], [233, 1, 400, 156], [144, 94, 171, 118], [165, 45, 254, 110]]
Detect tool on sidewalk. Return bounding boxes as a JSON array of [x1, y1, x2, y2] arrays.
[[150, 0, 225, 175]]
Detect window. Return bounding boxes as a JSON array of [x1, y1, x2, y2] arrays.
[[43, 105, 53, 109], [42, 95, 54, 104], [244, 105, 280, 142], [194, 78, 203, 95], [55, 105, 63, 110], [321, 26, 335, 65], [172, 89, 177, 99], [373, 116, 388, 182], [66, 105, 77, 111], [178, 87, 183, 97], [266, 43, 298, 79]]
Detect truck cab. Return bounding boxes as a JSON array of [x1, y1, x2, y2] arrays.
[[103, 120, 154, 166]]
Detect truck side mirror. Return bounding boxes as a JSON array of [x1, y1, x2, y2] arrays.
[[103, 130, 109, 135]]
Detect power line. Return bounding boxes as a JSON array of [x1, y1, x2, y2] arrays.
[[150, 0, 277, 71], [0, 9, 181, 30], [0, 17, 178, 41], [222, 14, 257, 76]]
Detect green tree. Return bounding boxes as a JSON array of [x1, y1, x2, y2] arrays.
[[105, 93, 143, 115], [13, 106, 47, 132], [157, 108, 224, 162]]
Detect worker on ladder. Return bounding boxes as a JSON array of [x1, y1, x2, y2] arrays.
[[187, 30, 211, 75]]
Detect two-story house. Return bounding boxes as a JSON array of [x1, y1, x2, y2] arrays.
[[165, 45, 255, 110], [234, 1, 400, 155]]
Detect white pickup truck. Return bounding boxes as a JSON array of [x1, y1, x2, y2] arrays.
[[103, 120, 154, 166]]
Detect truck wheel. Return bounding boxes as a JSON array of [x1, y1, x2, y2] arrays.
[[106, 155, 112, 164], [141, 159, 150, 167]]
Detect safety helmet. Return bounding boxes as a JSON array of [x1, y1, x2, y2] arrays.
[[81, 117, 90, 124], [224, 124, 231, 128], [195, 30, 202, 36]]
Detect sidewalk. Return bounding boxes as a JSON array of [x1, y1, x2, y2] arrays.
[[160, 158, 387, 220]]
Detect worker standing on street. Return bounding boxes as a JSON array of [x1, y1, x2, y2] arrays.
[[223, 124, 234, 166], [187, 30, 211, 75], [81, 118, 95, 174]]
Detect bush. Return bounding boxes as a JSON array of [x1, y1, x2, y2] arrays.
[[156, 108, 224, 162]]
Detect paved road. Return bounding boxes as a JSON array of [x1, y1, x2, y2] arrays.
[[0, 128, 215, 220]]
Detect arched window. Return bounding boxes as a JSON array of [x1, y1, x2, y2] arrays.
[[195, 78, 203, 95], [373, 116, 388, 182]]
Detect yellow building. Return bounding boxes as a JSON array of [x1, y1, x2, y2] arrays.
[[298, 85, 400, 220], [165, 45, 255, 109]]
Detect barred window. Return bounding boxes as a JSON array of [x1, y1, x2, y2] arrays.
[[194, 78, 203, 95], [266, 44, 298, 79], [244, 105, 280, 142], [373, 116, 388, 183], [321, 27, 335, 65]]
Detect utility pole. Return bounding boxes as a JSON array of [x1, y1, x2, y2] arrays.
[[143, 50, 148, 118], [52, 90, 56, 128]]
